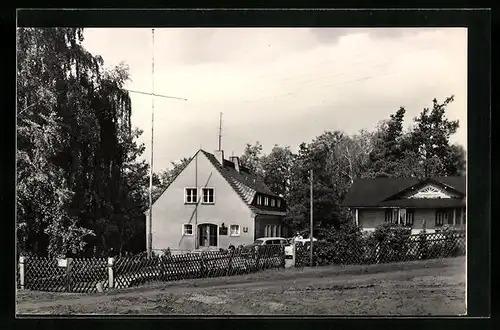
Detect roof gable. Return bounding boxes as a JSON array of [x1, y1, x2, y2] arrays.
[[342, 176, 466, 207], [342, 177, 419, 207], [151, 149, 284, 216], [385, 177, 465, 201]]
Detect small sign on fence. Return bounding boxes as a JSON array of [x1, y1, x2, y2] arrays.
[[57, 258, 68, 267]]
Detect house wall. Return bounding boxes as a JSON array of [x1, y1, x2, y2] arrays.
[[358, 209, 386, 231], [357, 207, 466, 234], [255, 215, 289, 239], [413, 209, 436, 230], [149, 152, 255, 253]]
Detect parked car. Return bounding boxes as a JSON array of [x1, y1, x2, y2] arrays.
[[294, 236, 318, 244], [241, 237, 290, 258], [250, 237, 289, 246]]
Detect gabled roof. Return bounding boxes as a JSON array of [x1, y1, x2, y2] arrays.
[[201, 150, 285, 216], [201, 150, 278, 199], [152, 149, 285, 216], [342, 176, 466, 208]]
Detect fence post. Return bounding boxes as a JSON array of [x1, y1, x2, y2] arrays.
[[255, 246, 261, 271], [281, 245, 286, 268], [108, 257, 114, 289], [419, 220, 428, 260], [292, 242, 297, 267], [66, 258, 73, 292], [18, 256, 25, 290]]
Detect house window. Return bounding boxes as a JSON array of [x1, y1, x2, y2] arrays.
[[264, 197, 269, 206], [385, 209, 397, 224], [271, 198, 276, 207], [257, 195, 262, 205], [435, 209, 450, 227], [230, 225, 240, 236], [277, 199, 281, 208], [264, 225, 270, 237], [183, 224, 193, 235], [202, 187, 215, 204], [448, 210, 455, 225], [185, 188, 197, 204], [277, 225, 282, 237], [405, 209, 415, 226]]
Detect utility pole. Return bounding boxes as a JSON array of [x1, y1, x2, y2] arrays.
[[218, 112, 223, 151], [310, 169, 314, 267]]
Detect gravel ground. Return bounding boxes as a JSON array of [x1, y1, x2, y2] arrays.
[[16, 257, 466, 316]]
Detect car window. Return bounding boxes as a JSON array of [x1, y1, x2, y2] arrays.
[[280, 239, 288, 245], [253, 239, 264, 245], [265, 240, 274, 245]]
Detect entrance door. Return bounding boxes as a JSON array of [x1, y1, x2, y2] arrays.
[[198, 224, 218, 248]]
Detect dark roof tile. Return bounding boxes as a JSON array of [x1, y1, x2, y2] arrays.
[[342, 176, 466, 207]]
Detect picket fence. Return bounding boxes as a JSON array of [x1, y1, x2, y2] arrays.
[[295, 231, 466, 267], [17, 245, 285, 293]]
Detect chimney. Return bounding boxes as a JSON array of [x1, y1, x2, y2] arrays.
[[229, 156, 240, 172], [214, 150, 224, 166]]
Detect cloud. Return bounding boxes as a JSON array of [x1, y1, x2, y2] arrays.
[[82, 27, 467, 170], [310, 27, 424, 44]]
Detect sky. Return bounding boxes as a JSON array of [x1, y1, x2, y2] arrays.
[[81, 28, 467, 172]]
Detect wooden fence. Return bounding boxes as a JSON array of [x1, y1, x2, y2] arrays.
[[295, 231, 466, 267], [18, 245, 285, 293]]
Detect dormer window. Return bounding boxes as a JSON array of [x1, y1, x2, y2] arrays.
[[264, 196, 269, 206], [271, 198, 276, 207], [257, 195, 262, 205]]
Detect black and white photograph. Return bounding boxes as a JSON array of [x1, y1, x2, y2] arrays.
[[16, 17, 472, 316]]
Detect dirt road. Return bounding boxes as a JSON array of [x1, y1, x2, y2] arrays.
[[16, 257, 466, 315]]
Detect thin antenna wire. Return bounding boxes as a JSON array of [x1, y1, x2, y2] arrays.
[[125, 89, 187, 101], [218, 112, 223, 151]]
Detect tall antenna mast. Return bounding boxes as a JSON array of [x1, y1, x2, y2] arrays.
[[218, 112, 223, 151], [148, 28, 155, 259], [137, 29, 187, 258]]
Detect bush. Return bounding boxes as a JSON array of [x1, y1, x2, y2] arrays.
[[434, 225, 465, 257], [372, 223, 412, 263], [310, 222, 364, 266]]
